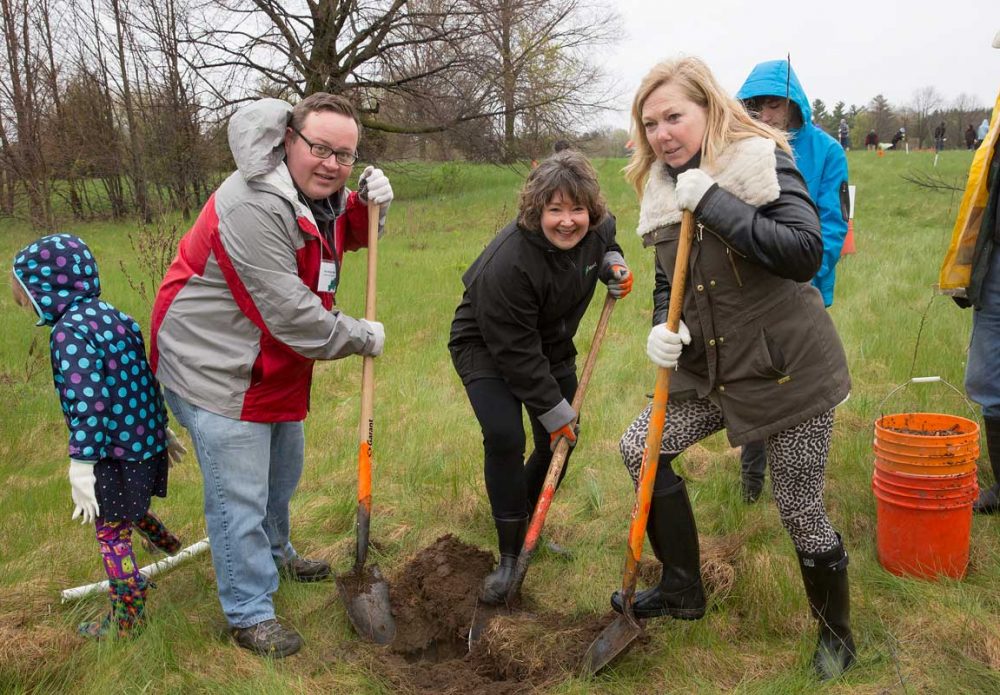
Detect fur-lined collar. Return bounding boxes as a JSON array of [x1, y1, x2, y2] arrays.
[[636, 136, 780, 238]]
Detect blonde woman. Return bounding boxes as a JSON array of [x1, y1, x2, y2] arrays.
[[611, 57, 855, 679]]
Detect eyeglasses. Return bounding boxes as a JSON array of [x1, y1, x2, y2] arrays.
[[291, 127, 358, 166]]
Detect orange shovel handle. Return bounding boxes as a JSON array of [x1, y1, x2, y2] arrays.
[[620, 210, 695, 614], [355, 200, 379, 569]]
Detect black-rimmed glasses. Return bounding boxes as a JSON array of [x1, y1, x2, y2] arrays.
[[291, 127, 358, 166]]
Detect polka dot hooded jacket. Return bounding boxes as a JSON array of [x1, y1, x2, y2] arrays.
[[12, 233, 168, 462]]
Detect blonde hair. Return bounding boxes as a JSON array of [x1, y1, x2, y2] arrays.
[[624, 56, 791, 199]]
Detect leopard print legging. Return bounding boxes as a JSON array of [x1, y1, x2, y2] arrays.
[[619, 398, 839, 555]]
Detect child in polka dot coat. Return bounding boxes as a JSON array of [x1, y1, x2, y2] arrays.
[[11, 233, 187, 639]]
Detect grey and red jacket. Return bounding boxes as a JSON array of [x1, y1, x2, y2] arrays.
[[151, 99, 381, 422], [449, 216, 624, 431]]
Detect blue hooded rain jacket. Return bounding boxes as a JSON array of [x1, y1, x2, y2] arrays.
[[736, 60, 850, 307]]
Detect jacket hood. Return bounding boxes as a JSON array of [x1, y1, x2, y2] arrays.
[[12, 233, 101, 327], [735, 60, 812, 129], [228, 98, 293, 182]]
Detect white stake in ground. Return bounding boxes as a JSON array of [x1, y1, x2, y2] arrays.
[[61, 538, 210, 603]]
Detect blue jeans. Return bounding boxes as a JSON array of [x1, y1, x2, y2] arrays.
[[966, 247, 1000, 419], [164, 389, 305, 627]]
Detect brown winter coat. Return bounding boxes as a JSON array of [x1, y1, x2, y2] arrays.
[[638, 136, 851, 445]]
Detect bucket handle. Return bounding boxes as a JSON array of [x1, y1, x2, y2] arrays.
[[876, 376, 983, 449]]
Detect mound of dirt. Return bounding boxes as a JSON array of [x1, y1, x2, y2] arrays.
[[372, 534, 615, 694]]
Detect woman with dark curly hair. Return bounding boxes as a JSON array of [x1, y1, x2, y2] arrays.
[[449, 150, 632, 603]]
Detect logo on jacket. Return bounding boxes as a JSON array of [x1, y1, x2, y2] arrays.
[[584, 262, 597, 275]]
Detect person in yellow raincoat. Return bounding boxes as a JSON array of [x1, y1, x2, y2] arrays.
[[939, 30, 1000, 512]]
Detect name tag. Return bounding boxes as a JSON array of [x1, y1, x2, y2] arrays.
[[319, 260, 339, 294]]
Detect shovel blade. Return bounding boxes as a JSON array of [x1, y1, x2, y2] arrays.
[[580, 614, 643, 675], [336, 564, 396, 645]]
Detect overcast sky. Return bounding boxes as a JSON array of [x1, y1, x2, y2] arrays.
[[597, 0, 998, 128]]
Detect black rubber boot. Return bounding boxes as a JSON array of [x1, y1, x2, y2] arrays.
[[610, 477, 706, 620], [798, 537, 856, 680], [480, 515, 529, 605], [973, 416, 1000, 514], [740, 440, 767, 503]]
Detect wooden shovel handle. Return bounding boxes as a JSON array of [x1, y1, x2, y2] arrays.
[[355, 200, 379, 569], [506, 294, 617, 600], [620, 210, 695, 614]]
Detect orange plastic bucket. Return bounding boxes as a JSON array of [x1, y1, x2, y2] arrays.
[[874, 466, 978, 496], [872, 474, 978, 579], [875, 413, 979, 447], [874, 413, 979, 475]]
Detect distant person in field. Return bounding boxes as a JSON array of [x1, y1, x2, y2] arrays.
[[615, 56, 855, 680], [934, 121, 947, 152], [977, 118, 990, 148], [865, 129, 879, 151], [966, 123, 978, 150], [942, 30, 1000, 514], [11, 233, 186, 640], [151, 93, 393, 658], [838, 119, 850, 150], [735, 59, 850, 503], [891, 127, 906, 149], [448, 150, 632, 604]]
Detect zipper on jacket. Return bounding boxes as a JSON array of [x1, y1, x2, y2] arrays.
[[726, 248, 743, 287], [696, 222, 704, 242]]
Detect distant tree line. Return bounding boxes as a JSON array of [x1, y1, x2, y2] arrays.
[[0, 0, 993, 229], [1, 0, 621, 228], [809, 88, 992, 150]]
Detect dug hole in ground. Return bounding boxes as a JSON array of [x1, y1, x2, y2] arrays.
[[338, 533, 740, 693]]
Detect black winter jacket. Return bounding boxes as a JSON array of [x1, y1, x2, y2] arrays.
[[449, 215, 622, 431]]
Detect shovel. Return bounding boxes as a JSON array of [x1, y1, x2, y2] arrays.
[[504, 293, 617, 603], [581, 210, 695, 675], [336, 200, 396, 645]]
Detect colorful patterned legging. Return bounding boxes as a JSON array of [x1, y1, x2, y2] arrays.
[[95, 511, 178, 580], [619, 398, 839, 555]]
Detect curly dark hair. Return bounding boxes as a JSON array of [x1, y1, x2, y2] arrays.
[[517, 150, 607, 232]]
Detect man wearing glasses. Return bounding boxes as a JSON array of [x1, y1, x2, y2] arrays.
[[150, 93, 393, 657]]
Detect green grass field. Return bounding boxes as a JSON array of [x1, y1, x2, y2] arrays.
[[2, 150, 999, 694]]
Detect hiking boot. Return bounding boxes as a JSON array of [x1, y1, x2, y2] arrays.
[[232, 619, 302, 657], [279, 556, 332, 582]]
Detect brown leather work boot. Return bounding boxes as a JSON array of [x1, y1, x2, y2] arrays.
[[231, 619, 302, 657], [280, 556, 332, 582]]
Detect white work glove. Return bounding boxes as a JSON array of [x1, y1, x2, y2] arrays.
[[69, 459, 100, 524], [166, 427, 187, 466], [360, 319, 385, 357], [675, 169, 715, 212], [358, 166, 393, 206], [646, 320, 691, 369]]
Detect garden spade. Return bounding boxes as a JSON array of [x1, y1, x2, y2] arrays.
[[336, 200, 396, 645], [581, 210, 695, 675], [504, 293, 617, 603]]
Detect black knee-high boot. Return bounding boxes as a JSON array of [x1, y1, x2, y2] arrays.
[[480, 514, 529, 604], [973, 416, 1000, 514], [610, 476, 706, 620], [798, 537, 856, 680]]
